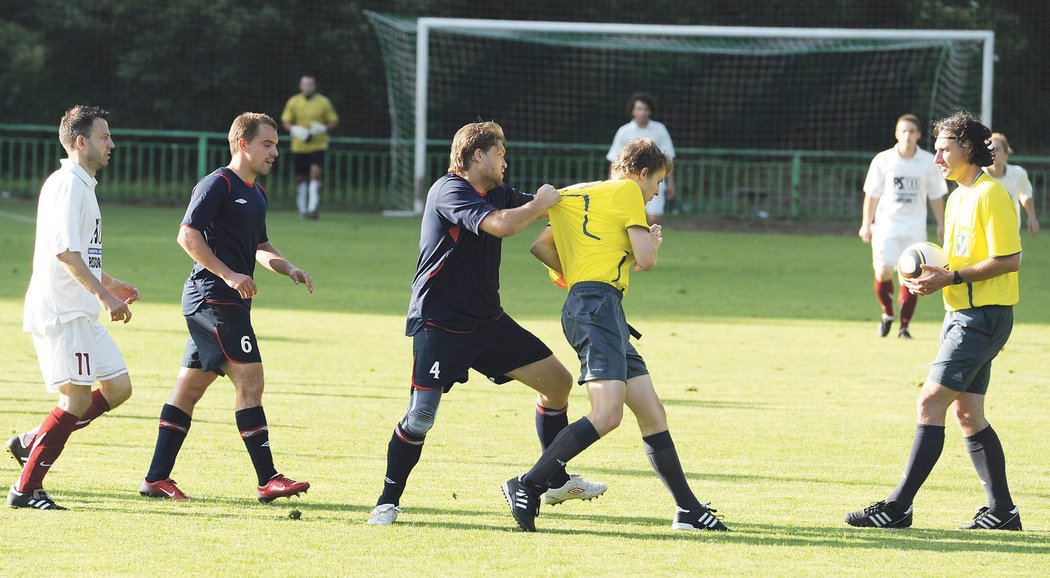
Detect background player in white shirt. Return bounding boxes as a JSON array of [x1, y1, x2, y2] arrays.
[[7, 106, 140, 510], [607, 92, 676, 225], [858, 114, 947, 339], [985, 133, 1039, 236]]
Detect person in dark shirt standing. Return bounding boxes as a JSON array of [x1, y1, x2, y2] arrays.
[[140, 113, 315, 503], [367, 121, 607, 525]]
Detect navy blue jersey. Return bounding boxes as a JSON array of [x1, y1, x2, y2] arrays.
[[180, 168, 269, 315], [406, 174, 532, 335]]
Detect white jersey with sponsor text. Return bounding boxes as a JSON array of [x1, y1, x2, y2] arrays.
[[23, 159, 103, 334], [864, 147, 947, 237]]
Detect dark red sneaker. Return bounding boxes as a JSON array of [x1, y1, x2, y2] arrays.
[[258, 474, 309, 503], [139, 478, 192, 499]]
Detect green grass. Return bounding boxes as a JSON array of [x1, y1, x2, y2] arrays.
[[0, 201, 1048, 576]]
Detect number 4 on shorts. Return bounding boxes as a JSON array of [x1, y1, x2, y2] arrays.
[[429, 361, 440, 379]]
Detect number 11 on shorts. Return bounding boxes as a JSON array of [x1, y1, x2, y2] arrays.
[[75, 352, 91, 375]]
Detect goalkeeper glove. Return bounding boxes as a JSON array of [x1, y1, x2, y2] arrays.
[[309, 121, 328, 136], [290, 125, 311, 141]]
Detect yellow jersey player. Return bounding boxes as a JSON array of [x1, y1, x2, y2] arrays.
[[281, 75, 339, 219], [502, 138, 729, 533], [846, 112, 1023, 531]]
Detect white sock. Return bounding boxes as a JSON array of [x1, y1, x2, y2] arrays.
[[296, 182, 308, 213], [307, 180, 321, 213]]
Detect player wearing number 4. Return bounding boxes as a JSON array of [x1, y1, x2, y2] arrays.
[[858, 114, 947, 339], [367, 121, 606, 526], [7, 106, 140, 510], [846, 112, 1023, 531], [140, 113, 314, 503], [502, 138, 729, 532]]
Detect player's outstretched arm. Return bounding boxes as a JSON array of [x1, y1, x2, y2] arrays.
[[256, 241, 314, 293], [1022, 197, 1040, 235], [101, 272, 141, 305], [858, 194, 878, 243], [479, 184, 561, 239], [56, 251, 132, 323], [929, 196, 946, 242], [530, 226, 563, 275], [628, 224, 662, 271], [178, 225, 256, 299]]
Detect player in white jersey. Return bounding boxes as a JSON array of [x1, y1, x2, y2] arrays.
[[6, 106, 140, 510], [858, 114, 947, 339], [985, 133, 1039, 235], [607, 92, 676, 224]]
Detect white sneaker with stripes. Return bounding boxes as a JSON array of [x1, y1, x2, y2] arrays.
[[367, 503, 401, 526], [542, 474, 607, 506]]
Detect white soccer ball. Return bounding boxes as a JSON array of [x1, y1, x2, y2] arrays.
[[898, 241, 949, 280]]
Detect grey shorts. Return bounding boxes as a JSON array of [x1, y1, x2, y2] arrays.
[[928, 305, 1013, 395], [561, 282, 648, 384]]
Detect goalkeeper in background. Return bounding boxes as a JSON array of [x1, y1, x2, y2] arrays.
[[281, 75, 339, 220]]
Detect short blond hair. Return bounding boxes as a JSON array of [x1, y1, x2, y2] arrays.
[[611, 138, 673, 178], [989, 132, 1014, 155], [448, 121, 504, 174], [228, 112, 279, 155]]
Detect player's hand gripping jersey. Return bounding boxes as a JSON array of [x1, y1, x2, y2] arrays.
[[547, 179, 649, 293]]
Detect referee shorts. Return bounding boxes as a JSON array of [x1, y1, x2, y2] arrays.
[[561, 282, 648, 385], [928, 305, 1013, 395]]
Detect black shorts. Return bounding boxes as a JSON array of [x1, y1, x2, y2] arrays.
[[183, 303, 261, 375], [411, 313, 553, 393], [562, 282, 648, 384], [928, 305, 1013, 395], [293, 151, 326, 177]]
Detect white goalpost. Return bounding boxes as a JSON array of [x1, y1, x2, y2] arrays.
[[368, 13, 994, 213]]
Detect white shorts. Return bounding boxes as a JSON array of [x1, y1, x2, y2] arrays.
[[31, 317, 128, 392], [871, 230, 925, 269], [645, 182, 667, 216]]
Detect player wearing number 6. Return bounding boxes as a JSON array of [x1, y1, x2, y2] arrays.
[[140, 113, 314, 503], [7, 106, 139, 510], [501, 138, 729, 532]]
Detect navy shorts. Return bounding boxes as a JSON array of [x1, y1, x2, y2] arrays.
[[183, 303, 261, 375], [411, 313, 553, 393], [294, 151, 325, 177], [561, 282, 649, 384], [928, 305, 1013, 395]]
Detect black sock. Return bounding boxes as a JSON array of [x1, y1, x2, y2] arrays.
[[236, 406, 277, 486], [146, 404, 191, 483], [643, 430, 702, 511], [522, 417, 600, 490], [377, 425, 424, 507], [966, 425, 1014, 511], [536, 404, 570, 487], [887, 424, 945, 507]]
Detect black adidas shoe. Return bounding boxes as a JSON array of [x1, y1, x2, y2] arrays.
[[673, 503, 729, 531], [6, 435, 30, 467], [878, 316, 894, 337], [502, 475, 541, 532], [959, 506, 1022, 531], [845, 501, 912, 528], [898, 328, 912, 339], [7, 486, 67, 510]]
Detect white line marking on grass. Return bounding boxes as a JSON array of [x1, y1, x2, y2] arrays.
[[0, 210, 34, 224]]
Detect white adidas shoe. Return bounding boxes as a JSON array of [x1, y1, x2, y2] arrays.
[[542, 474, 607, 505], [367, 503, 401, 525]]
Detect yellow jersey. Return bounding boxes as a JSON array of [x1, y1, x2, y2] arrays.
[[280, 93, 339, 153], [942, 172, 1021, 310], [548, 179, 649, 293]]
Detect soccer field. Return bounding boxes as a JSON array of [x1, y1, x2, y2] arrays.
[[1, 203, 1048, 576]]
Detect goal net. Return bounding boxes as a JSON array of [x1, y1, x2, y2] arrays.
[[366, 12, 992, 212]]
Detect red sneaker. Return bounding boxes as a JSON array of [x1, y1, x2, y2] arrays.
[[258, 473, 310, 503], [139, 478, 192, 499]]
